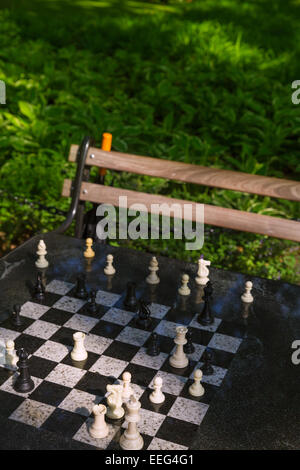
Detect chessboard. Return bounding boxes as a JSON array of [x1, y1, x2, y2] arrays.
[[0, 274, 246, 450]]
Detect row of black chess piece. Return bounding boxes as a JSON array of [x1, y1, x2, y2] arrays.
[[122, 280, 215, 326]]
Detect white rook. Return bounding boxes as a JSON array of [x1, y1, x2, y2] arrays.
[[89, 404, 109, 439]]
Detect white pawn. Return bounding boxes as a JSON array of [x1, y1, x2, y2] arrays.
[[106, 384, 124, 420], [104, 254, 115, 275], [122, 371, 134, 401], [169, 326, 189, 369], [189, 369, 205, 397], [71, 332, 88, 362], [146, 256, 160, 285], [195, 258, 210, 286], [178, 274, 190, 296], [89, 404, 109, 439], [149, 376, 165, 404], [35, 239, 49, 269], [119, 395, 144, 450], [84, 238, 95, 259], [241, 281, 253, 303], [5, 340, 18, 370]]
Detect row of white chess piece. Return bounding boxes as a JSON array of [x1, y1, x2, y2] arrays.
[[35, 239, 254, 304], [89, 367, 204, 450]]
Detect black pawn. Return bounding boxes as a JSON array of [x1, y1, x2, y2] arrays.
[[14, 348, 34, 393], [87, 289, 98, 314], [123, 282, 138, 312], [75, 274, 88, 299], [197, 281, 214, 325], [202, 349, 214, 375], [33, 273, 45, 302], [147, 332, 160, 356], [184, 330, 195, 354], [136, 300, 152, 329], [12, 304, 23, 327]]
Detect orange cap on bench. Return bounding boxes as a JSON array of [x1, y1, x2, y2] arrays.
[[101, 132, 112, 151]]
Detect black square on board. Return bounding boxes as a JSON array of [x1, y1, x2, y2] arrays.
[[156, 416, 198, 447], [0, 316, 34, 333], [42, 408, 86, 437], [90, 320, 123, 339], [49, 326, 75, 347], [144, 334, 174, 355], [0, 367, 14, 386], [14, 334, 45, 355], [160, 358, 197, 378], [39, 308, 73, 326], [0, 390, 25, 417], [209, 348, 235, 369], [180, 380, 219, 405], [188, 327, 213, 346], [75, 371, 114, 397], [30, 380, 71, 407], [62, 351, 99, 371], [122, 364, 157, 388], [139, 389, 176, 415], [216, 320, 247, 339], [104, 341, 140, 362], [28, 355, 57, 379]]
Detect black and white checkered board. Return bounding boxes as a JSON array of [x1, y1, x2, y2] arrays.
[[0, 279, 245, 450]]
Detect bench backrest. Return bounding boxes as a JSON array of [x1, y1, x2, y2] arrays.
[[60, 135, 300, 242]]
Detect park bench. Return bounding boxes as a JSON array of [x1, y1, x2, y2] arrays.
[[57, 134, 300, 243]]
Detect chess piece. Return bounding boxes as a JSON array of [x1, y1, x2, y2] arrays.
[[241, 281, 253, 303], [195, 257, 210, 286], [184, 330, 195, 354], [147, 332, 160, 356], [122, 371, 134, 400], [86, 289, 98, 314], [84, 238, 95, 259], [71, 332, 88, 362], [178, 274, 190, 296], [146, 257, 160, 285], [202, 349, 214, 375], [189, 369, 205, 397], [106, 384, 125, 420], [136, 300, 151, 329], [5, 340, 18, 370], [169, 326, 189, 369], [33, 273, 45, 302], [149, 376, 165, 404], [12, 304, 23, 327], [104, 254, 115, 275], [13, 348, 34, 393], [123, 282, 138, 312], [119, 395, 144, 450], [89, 404, 109, 439], [35, 239, 49, 269], [75, 274, 88, 299], [197, 281, 214, 325]]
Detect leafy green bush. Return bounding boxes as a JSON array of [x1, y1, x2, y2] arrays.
[[0, 1, 299, 282]]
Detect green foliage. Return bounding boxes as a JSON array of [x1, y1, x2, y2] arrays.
[[0, 1, 299, 282]]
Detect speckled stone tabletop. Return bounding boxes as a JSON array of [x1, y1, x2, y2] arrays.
[[0, 233, 299, 450]]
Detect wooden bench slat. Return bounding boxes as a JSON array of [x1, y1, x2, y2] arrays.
[[62, 179, 300, 242], [68, 145, 300, 202]]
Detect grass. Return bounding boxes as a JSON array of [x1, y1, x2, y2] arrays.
[[0, 0, 299, 282]]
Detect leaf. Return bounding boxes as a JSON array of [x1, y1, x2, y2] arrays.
[[18, 101, 36, 121]]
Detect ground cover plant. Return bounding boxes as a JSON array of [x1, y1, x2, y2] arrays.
[[0, 0, 299, 282]]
